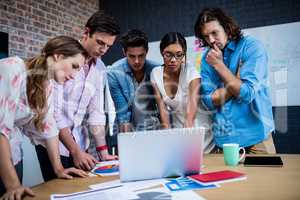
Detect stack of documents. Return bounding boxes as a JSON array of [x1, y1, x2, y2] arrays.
[[51, 178, 206, 200], [51, 169, 246, 199]]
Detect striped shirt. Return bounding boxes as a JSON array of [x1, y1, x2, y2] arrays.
[[54, 58, 107, 156]]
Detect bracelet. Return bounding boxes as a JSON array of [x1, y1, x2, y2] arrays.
[[96, 145, 108, 152]]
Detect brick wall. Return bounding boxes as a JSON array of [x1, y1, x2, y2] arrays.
[[0, 0, 99, 59]]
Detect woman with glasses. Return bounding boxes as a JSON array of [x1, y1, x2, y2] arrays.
[[150, 32, 214, 153]]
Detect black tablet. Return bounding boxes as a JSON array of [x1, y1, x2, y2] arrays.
[[244, 156, 283, 167]]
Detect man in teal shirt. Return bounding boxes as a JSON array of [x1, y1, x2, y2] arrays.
[[194, 8, 276, 153], [107, 30, 160, 152]]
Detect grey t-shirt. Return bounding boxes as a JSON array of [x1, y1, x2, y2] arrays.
[[132, 76, 160, 131]]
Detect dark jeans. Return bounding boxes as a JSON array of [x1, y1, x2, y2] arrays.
[[0, 161, 23, 197], [35, 145, 74, 182]]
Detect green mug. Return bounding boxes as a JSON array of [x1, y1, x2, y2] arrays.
[[223, 143, 245, 166]]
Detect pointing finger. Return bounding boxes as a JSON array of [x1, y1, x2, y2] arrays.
[[213, 43, 220, 51]]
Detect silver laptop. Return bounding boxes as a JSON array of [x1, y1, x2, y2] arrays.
[[118, 127, 206, 182]]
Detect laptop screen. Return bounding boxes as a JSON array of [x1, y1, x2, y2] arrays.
[[118, 127, 206, 182]]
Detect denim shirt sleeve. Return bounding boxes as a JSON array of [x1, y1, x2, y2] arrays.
[[107, 69, 131, 124], [237, 39, 268, 103], [200, 56, 218, 111]]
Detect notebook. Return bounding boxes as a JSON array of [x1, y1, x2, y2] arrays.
[[189, 170, 246, 185]]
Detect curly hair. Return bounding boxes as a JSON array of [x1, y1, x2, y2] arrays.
[[194, 7, 243, 47]]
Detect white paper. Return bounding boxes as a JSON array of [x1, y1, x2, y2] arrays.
[[52, 179, 204, 200], [132, 187, 206, 200], [50, 185, 135, 200], [89, 178, 167, 191], [51, 187, 205, 200]]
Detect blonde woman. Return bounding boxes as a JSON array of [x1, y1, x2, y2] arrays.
[[0, 36, 89, 200]]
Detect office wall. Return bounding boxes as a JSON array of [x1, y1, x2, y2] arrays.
[[0, 0, 100, 187], [102, 0, 300, 153], [102, 0, 300, 64], [0, 0, 98, 58]]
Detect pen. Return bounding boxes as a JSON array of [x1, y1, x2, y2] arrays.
[[112, 146, 115, 156], [90, 171, 102, 177]]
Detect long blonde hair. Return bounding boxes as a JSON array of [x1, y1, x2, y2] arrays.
[[26, 36, 88, 132]]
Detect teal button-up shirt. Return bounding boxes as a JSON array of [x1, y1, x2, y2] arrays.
[[107, 58, 160, 129], [201, 36, 275, 147]]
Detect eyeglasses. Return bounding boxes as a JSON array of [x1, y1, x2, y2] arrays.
[[162, 52, 185, 61]]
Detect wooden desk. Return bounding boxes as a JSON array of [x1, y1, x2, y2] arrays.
[[24, 154, 300, 200]]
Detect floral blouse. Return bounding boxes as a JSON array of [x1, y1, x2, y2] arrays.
[[0, 57, 58, 165]]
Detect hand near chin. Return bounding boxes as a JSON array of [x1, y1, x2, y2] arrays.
[[206, 43, 224, 68]]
